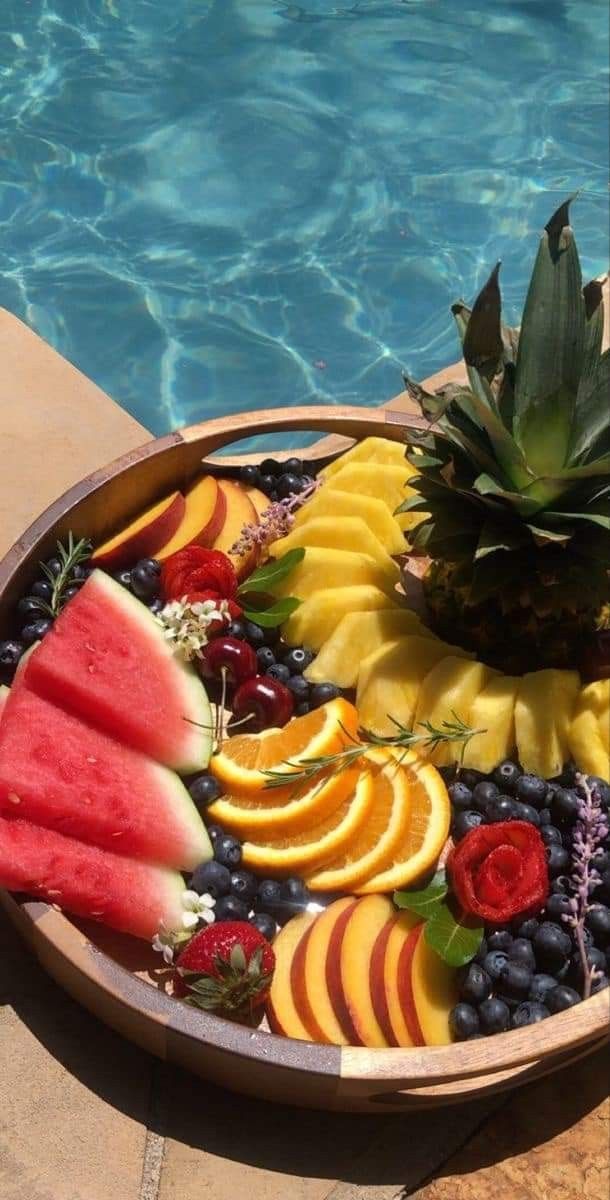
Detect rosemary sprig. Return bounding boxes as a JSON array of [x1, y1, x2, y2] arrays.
[[263, 711, 484, 790], [37, 533, 92, 618]]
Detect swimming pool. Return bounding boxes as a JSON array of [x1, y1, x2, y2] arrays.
[[0, 1, 608, 438]]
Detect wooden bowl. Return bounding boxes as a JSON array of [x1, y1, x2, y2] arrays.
[[1, 406, 608, 1112]]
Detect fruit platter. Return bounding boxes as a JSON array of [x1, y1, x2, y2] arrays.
[[0, 201, 608, 1111]]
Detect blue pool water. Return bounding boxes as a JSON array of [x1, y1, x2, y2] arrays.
[[0, 1, 608, 439]]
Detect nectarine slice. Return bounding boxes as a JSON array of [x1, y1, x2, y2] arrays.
[[395, 923, 426, 1046], [293, 897, 357, 1045], [212, 480, 258, 579], [339, 895, 395, 1047], [373, 911, 420, 1046], [410, 924, 459, 1046], [246, 486, 271, 520], [91, 491, 185, 570], [155, 476, 226, 560], [266, 912, 316, 1040]]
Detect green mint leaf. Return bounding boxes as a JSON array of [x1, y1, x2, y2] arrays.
[[237, 548, 305, 596], [424, 898, 484, 968], [242, 597, 301, 628], [393, 870, 448, 918]]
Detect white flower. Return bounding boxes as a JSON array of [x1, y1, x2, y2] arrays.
[[154, 597, 230, 662], [152, 929, 176, 965], [181, 889, 216, 929]]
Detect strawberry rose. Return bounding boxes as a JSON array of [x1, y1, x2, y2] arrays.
[[447, 821, 549, 924], [161, 545, 242, 619]]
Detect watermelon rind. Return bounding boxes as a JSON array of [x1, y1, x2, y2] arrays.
[[0, 685, 8, 716]]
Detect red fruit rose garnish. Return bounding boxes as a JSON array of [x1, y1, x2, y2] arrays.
[[161, 545, 241, 616], [447, 821, 549, 924], [173, 921, 275, 1023]]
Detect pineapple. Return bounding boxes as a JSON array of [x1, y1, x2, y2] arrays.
[[569, 680, 610, 779], [515, 670, 580, 779], [292, 488, 405, 555], [322, 463, 421, 533], [413, 657, 496, 766], [271, 517, 398, 574], [268, 547, 398, 603], [282, 585, 400, 651], [399, 199, 610, 675], [320, 435, 408, 479], [462, 674, 520, 773], [304, 609, 436, 689], [356, 636, 471, 737]]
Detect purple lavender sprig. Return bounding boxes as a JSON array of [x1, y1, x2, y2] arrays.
[[563, 774, 609, 999], [229, 478, 320, 558]]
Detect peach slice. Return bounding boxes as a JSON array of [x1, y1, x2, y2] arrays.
[[410, 924, 459, 1046], [292, 897, 358, 1045], [91, 491, 185, 570], [371, 911, 420, 1046], [339, 896, 395, 1047], [212, 479, 259, 579], [246, 486, 271, 520], [395, 922, 427, 1046], [266, 911, 316, 1040], [155, 476, 226, 560]]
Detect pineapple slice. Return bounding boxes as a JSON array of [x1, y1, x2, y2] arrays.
[[271, 517, 398, 574], [462, 675, 520, 773], [304, 609, 436, 689], [515, 670, 581, 779], [282, 586, 400, 651], [320, 436, 409, 480], [323, 463, 420, 533], [568, 680, 610, 781], [269, 547, 398, 602], [293, 487, 405, 555], [413, 657, 496, 766], [356, 636, 471, 737]]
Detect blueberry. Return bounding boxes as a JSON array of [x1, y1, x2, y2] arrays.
[[130, 559, 161, 600], [189, 774, 223, 807], [508, 939, 537, 971], [16, 595, 46, 624], [31, 579, 53, 602], [286, 675, 310, 701], [452, 810, 483, 840], [190, 860, 232, 898], [473, 936, 488, 965], [498, 960, 532, 999], [541, 825, 562, 846], [512, 802, 540, 826], [0, 639, 24, 681], [459, 769, 484, 790], [309, 682, 341, 708], [546, 984, 581, 1014], [479, 997, 510, 1035], [551, 787, 580, 827], [550, 875, 569, 895], [593, 849, 610, 874], [585, 904, 610, 947], [571, 946, 607, 985], [511, 1001, 550, 1028], [529, 973, 560, 1004], [214, 834, 243, 869], [266, 662, 291, 684], [239, 464, 261, 487], [483, 950, 509, 981], [295, 701, 310, 716], [596, 869, 610, 904], [492, 761, 521, 794], [281, 877, 309, 907], [22, 618, 54, 644], [206, 823, 223, 843], [214, 895, 249, 923], [592, 973, 609, 994], [283, 457, 304, 478], [538, 808, 552, 826], [472, 780, 499, 811], [448, 781, 473, 812], [449, 1003, 480, 1040], [113, 569, 133, 589], [516, 917, 540, 941], [257, 879, 282, 909], [544, 893, 572, 922], [243, 621, 265, 647], [44, 556, 62, 577], [148, 597, 164, 615], [590, 777, 610, 810], [258, 473, 276, 496], [276, 473, 304, 500], [533, 922, 572, 971], [485, 795, 516, 823], [282, 646, 314, 672], [487, 929, 513, 952], [260, 458, 282, 477], [250, 912, 277, 941], [227, 619, 246, 640], [70, 563, 90, 581], [62, 585, 81, 604], [230, 870, 258, 905], [459, 963, 492, 1005], [256, 647, 276, 672], [546, 844, 570, 878], [516, 774, 548, 808]]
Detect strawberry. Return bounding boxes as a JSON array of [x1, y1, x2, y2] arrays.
[[173, 921, 275, 1023]]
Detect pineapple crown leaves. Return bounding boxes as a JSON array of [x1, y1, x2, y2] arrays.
[[399, 197, 610, 602], [178, 944, 273, 1019]]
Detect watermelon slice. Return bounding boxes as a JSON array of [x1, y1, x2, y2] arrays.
[[0, 814, 186, 940], [0, 684, 211, 871], [23, 570, 212, 773]]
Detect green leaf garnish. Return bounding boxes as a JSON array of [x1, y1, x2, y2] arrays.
[[237, 548, 305, 596], [424, 899, 484, 968], [393, 870, 448, 919], [242, 597, 301, 628]]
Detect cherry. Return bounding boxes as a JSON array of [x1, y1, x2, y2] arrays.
[[232, 676, 294, 731], [201, 637, 257, 685]]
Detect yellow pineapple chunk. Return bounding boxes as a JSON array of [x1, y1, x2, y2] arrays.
[[282, 586, 400, 651], [324, 463, 420, 533], [269, 547, 398, 603], [356, 636, 471, 737], [293, 487, 405, 554], [462, 675, 520, 773], [304, 608, 436, 688], [320, 436, 409, 480], [271, 517, 398, 574], [515, 669, 581, 779], [569, 680, 610, 781], [413, 657, 496, 766]]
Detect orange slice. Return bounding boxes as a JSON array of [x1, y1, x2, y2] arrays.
[[241, 766, 373, 874], [356, 750, 450, 894], [304, 747, 412, 892], [206, 764, 357, 836], [210, 698, 359, 796]]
